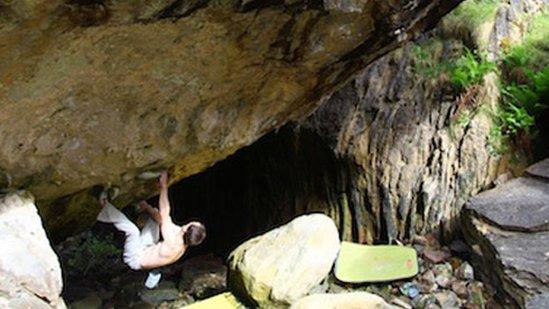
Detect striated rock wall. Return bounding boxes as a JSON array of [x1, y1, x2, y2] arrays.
[[296, 0, 545, 242], [0, 0, 461, 237]]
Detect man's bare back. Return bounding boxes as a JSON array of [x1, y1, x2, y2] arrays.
[[98, 171, 206, 271]]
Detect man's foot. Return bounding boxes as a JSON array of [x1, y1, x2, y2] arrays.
[[144, 271, 162, 289]]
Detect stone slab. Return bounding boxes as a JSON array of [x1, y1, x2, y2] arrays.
[[466, 177, 549, 231], [486, 231, 549, 292]]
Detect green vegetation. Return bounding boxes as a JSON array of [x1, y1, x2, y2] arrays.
[[498, 11, 549, 137], [67, 234, 122, 276], [449, 48, 496, 90], [411, 6, 547, 153], [456, 109, 473, 128], [443, 0, 501, 33], [411, 39, 449, 78]]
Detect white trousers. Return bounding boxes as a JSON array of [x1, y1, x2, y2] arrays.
[[96, 203, 159, 270]]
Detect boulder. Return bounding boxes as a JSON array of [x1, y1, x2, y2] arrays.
[[0, 193, 65, 308], [463, 158, 549, 308], [227, 213, 340, 307], [290, 292, 396, 309], [0, 0, 461, 238]]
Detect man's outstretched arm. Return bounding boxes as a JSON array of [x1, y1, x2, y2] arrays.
[[158, 171, 171, 221], [157, 171, 179, 243]]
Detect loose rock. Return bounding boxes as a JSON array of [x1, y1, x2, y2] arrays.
[[418, 270, 437, 293], [433, 264, 453, 289], [423, 249, 451, 264], [434, 291, 460, 309], [399, 282, 420, 299], [451, 281, 468, 299], [391, 297, 412, 309], [455, 262, 474, 281]]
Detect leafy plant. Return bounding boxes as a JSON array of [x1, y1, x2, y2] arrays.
[[488, 124, 508, 154], [449, 48, 496, 90], [499, 100, 535, 134], [499, 67, 549, 135], [67, 234, 122, 276], [499, 11, 549, 138]]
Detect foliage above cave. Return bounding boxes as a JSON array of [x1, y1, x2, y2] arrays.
[[498, 11, 549, 138], [450, 48, 496, 90]]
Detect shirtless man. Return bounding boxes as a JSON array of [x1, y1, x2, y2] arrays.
[[97, 171, 205, 288]]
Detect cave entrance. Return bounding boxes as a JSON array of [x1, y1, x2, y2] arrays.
[[169, 124, 359, 257]]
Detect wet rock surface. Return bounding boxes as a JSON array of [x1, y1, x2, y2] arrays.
[[463, 158, 549, 308], [0, 193, 65, 309]]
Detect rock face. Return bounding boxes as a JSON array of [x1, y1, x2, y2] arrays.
[[171, 0, 543, 249], [0, 0, 461, 237], [290, 292, 396, 309], [0, 193, 65, 308], [227, 214, 340, 307], [463, 158, 549, 308]]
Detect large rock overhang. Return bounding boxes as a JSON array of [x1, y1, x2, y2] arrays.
[[0, 0, 462, 237]]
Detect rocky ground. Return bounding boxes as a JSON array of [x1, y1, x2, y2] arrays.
[[55, 158, 549, 308], [58, 220, 498, 308]]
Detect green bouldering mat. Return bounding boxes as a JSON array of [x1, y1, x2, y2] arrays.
[[334, 241, 418, 283], [184, 292, 245, 309]]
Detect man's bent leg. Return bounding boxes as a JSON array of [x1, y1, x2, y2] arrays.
[[141, 218, 162, 288], [97, 203, 143, 270], [140, 217, 160, 247]]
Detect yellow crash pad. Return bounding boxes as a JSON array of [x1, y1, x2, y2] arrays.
[[184, 292, 245, 309], [335, 241, 418, 283]]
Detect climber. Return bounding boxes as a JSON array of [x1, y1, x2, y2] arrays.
[[97, 171, 206, 288]]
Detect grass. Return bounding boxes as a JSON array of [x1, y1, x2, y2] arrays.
[[443, 0, 501, 35]]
